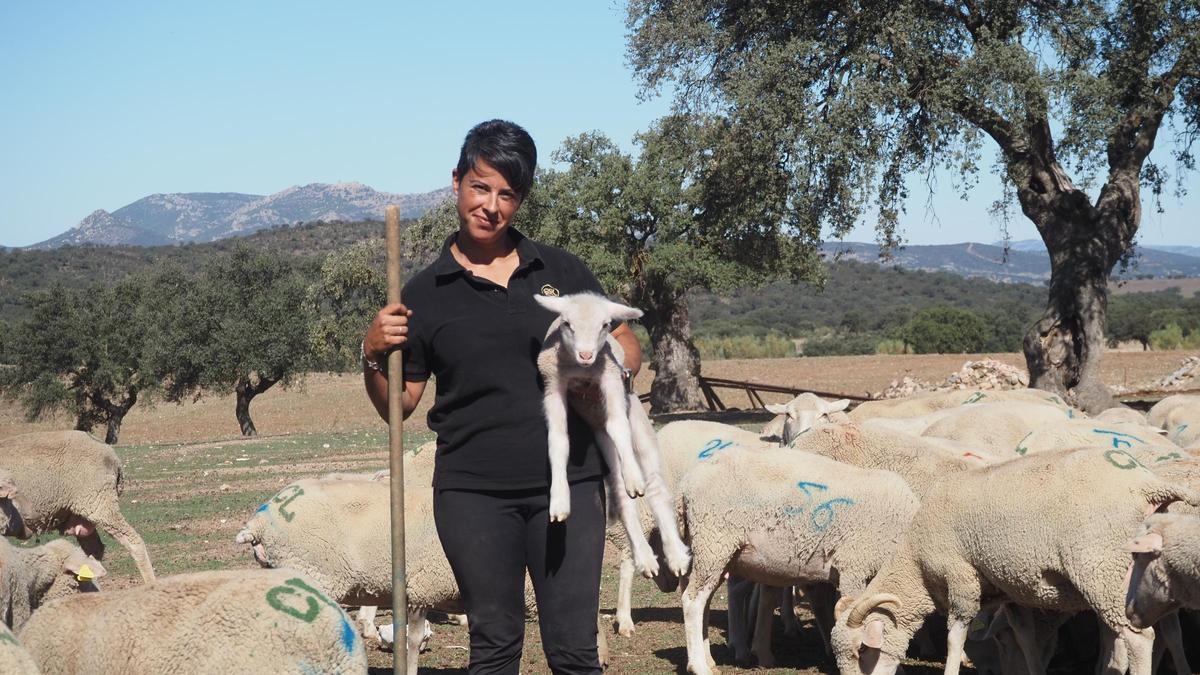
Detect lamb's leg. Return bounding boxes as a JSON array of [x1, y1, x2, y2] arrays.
[[1122, 626, 1155, 675], [357, 606, 379, 641], [627, 398, 690, 575], [600, 377, 645, 498], [544, 379, 573, 521], [1156, 613, 1190, 675], [725, 576, 754, 664], [88, 504, 156, 582], [602, 448, 659, 577], [804, 583, 836, 657], [780, 585, 799, 638], [597, 611, 610, 668], [406, 608, 428, 675], [1004, 606, 1049, 675], [681, 574, 721, 675], [750, 585, 779, 668], [616, 553, 636, 636], [1097, 624, 1128, 675], [945, 617, 971, 675]]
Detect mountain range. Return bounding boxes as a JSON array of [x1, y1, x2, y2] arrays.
[[28, 183, 451, 249], [820, 240, 1200, 282]]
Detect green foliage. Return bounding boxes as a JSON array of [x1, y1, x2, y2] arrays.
[[802, 333, 880, 357], [1107, 290, 1200, 348], [1150, 323, 1200, 350], [875, 339, 912, 355], [0, 278, 156, 441], [695, 333, 794, 360], [901, 307, 991, 354], [306, 241, 387, 371], [160, 247, 312, 397]]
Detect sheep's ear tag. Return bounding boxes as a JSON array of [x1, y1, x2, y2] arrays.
[[1128, 532, 1164, 554], [76, 564, 95, 582], [540, 284, 560, 297]]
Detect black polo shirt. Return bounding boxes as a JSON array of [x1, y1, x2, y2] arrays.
[[401, 228, 608, 490]]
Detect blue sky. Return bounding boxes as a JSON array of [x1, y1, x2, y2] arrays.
[[2, 1, 1196, 248]]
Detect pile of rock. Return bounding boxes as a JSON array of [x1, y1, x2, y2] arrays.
[[1151, 356, 1200, 390], [874, 359, 1030, 399]]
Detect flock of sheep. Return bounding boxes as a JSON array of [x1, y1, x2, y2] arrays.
[[1, 387, 1200, 673]]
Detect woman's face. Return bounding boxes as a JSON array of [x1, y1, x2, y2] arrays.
[[452, 159, 521, 247]]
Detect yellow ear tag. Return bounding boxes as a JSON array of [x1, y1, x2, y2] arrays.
[[76, 564, 95, 582]]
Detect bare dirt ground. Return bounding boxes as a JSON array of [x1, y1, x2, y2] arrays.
[[4, 349, 1198, 673]]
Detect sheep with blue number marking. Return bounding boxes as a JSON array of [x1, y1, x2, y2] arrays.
[[535, 292, 690, 579], [917, 400, 1080, 455], [1147, 395, 1200, 448], [848, 388, 1071, 422], [1008, 418, 1183, 463], [674, 443, 920, 674], [16, 569, 367, 674]]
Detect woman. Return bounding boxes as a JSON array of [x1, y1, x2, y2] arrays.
[[362, 119, 641, 675]]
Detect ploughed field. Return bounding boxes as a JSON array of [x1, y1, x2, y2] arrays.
[[3, 350, 1198, 673]]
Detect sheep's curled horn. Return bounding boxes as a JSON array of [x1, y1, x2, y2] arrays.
[[847, 592, 902, 628]]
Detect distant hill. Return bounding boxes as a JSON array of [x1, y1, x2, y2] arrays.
[[826, 240, 1200, 282], [29, 183, 450, 249], [1000, 238, 1200, 259]]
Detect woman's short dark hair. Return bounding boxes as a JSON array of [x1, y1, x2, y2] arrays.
[[456, 120, 537, 200]]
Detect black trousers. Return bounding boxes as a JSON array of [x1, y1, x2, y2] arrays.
[[433, 478, 606, 675]]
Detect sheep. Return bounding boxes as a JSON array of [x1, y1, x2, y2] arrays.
[[0, 623, 38, 675], [0, 537, 106, 630], [1147, 394, 1200, 430], [0, 431, 155, 582], [1095, 406, 1149, 425], [788, 422, 990, 498], [1124, 512, 1200, 675], [918, 401, 1077, 455], [848, 387, 1070, 422], [534, 292, 690, 578], [675, 444, 921, 674], [235, 476, 463, 671], [17, 569, 367, 674], [830, 445, 1200, 675], [1009, 419, 1184, 464], [760, 393, 850, 443], [1152, 397, 1200, 448], [0, 470, 32, 539]]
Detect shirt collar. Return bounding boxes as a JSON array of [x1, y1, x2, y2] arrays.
[[432, 226, 543, 278]]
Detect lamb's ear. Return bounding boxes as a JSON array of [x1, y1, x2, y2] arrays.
[[534, 294, 569, 315], [823, 399, 852, 414], [605, 300, 643, 322], [64, 553, 107, 581], [1128, 531, 1164, 554], [765, 403, 789, 415]]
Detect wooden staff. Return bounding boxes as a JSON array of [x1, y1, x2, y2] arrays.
[[385, 205, 408, 674]]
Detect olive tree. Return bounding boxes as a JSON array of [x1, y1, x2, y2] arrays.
[[627, 0, 1199, 411], [0, 280, 153, 443]]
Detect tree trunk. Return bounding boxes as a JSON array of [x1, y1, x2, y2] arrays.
[[85, 388, 137, 444], [235, 374, 278, 437], [1019, 177, 1135, 414], [633, 285, 705, 414]]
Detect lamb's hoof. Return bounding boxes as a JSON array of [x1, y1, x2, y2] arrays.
[[549, 509, 571, 522], [622, 469, 646, 498], [636, 560, 661, 578], [549, 492, 571, 522], [686, 662, 717, 675], [666, 548, 692, 577], [616, 622, 634, 638]]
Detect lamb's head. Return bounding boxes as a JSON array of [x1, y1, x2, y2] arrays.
[[43, 539, 107, 592], [766, 394, 851, 446], [535, 292, 642, 367], [236, 507, 273, 567], [0, 473, 33, 538], [1125, 513, 1193, 629], [831, 593, 909, 675]]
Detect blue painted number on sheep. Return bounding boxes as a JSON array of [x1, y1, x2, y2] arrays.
[[1092, 428, 1145, 449], [783, 480, 854, 531], [698, 439, 733, 459]]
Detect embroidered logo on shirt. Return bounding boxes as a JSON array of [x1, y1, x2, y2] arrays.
[[540, 284, 560, 297]]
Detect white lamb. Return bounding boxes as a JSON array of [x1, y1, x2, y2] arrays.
[[535, 291, 689, 578], [831, 445, 1200, 675], [0, 538, 105, 630], [761, 393, 850, 443]]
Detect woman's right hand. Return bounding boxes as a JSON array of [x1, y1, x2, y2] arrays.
[[364, 302, 413, 365]]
